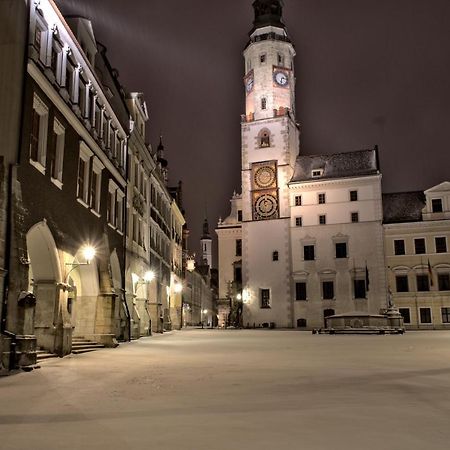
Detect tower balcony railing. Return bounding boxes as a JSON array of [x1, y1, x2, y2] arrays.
[[246, 32, 291, 47], [241, 107, 291, 123]]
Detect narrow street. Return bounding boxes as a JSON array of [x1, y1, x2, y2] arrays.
[[1, 330, 450, 450]]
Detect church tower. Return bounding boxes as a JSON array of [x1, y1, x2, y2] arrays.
[[241, 0, 300, 327], [200, 218, 212, 268]]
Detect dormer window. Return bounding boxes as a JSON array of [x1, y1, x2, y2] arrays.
[[312, 169, 323, 178], [432, 198, 443, 213]]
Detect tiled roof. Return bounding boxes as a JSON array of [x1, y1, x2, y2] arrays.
[[382, 192, 425, 223], [291, 149, 379, 183]]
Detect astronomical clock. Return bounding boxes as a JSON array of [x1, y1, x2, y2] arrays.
[[251, 161, 279, 220]]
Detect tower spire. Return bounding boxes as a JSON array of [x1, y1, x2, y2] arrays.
[[252, 0, 285, 32]]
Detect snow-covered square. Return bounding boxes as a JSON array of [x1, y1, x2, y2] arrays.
[[1, 329, 450, 450]]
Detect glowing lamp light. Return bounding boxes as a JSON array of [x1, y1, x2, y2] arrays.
[[144, 271, 155, 282], [202, 309, 208, 314], [186, 258, 195, 272], [174, 283, 183, 293], [236, 293, 242, 301], [82, 246, 96, 263]]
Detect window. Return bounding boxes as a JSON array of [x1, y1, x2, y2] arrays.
[[50, 43, 61, 81], [234, 267, 242, 284], [438, 274, 450, 291], [261, 98, 267, 110], [351, 212, 359, 223], [435, 237, 447, 253], [324, 308, 335, 319], [272, 251, 279, 261], [90, 158, 103, 214], [416, 274, 430, 292], [432, 198, 443, 213], [295, 217, 302, 227], [396, 275, 409, 292], [354, 279, 366, 299], [441, 307, 450, 324], [304, 245, 315, 261], [319, 215, 326, 225], [322, 281, 334, 300], [260, 54, 266, 64], [77, 143, 92, 204], [394, 240, 405, 255], [312, 170, 323, 177], [30, 93, 49, 171], [318, 193, 326, 204], [277, 53, 284, 65], [335, 242, 347, 258], [295, 282, 307, 301], [107, 185, 116, 226], [237, 210, 243, 222], [350, 190, 358, 201], [294, 195, 302, 206], [48, 118, 65, 185], [260, 289, 270, 308], [236, 239, 242, 257], [414, 238, 426, 254], [399, 308, 411, 324], [259, 130, 270, 148], [419, 308, 432, 324], [297, 318, 307, 328]]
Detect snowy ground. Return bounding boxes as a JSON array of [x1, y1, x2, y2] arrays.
[[1, 330, 450, 450]]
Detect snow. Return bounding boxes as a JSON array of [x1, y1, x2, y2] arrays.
[[1, 329, 450, 450]]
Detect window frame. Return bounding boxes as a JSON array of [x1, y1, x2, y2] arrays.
[[322, 281, 335, 300], [414, 238, 426, 255], [435, 237, 447, 253], [350, 190, 358, 202], [303, 244, 315, 261], [419, 307, 432, 324], [260, 288, 271, 309], [295, 282, 307, 301], [30, 93, 49, 174], [394, 239, 406, 256]]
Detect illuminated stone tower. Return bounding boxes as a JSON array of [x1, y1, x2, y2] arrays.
[[241, 0, 300, 326]]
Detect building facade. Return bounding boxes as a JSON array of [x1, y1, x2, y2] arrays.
[[216, 0, 448, 330], [0, 0, 188, 371], [384, 183, 450, 329]]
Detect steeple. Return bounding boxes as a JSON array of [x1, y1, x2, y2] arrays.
[[200, 217, 212, 267], [157, 135, 168, 184], [251, 0, 286, 33], [201, 217, 211, 240]]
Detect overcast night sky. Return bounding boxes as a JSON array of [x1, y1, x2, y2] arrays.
[[57, 0, 450, 265]]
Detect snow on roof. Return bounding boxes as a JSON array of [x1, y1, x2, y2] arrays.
[[382, 191, 425, 224]]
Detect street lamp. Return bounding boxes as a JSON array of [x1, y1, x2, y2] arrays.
[[64, 245, 96, 284], [174, 282, 183, 293]]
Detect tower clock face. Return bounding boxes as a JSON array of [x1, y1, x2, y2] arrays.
[[254, 165, 276, 189], [245, 76, 254, 93], [254, 193, 278, 219], [273, 70, 289, 87]]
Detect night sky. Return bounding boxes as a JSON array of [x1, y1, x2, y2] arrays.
[[57, 0, 450, 266]]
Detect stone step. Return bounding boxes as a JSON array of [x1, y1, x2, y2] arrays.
[[71, 343, 105, 350], [72, 348, 100, 355], [36, 350, 58, 361]]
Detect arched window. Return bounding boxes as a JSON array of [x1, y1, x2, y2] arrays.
[[297, 318, 307, 328], [258, 129, 270, 148], [261, 97, 267, 110]]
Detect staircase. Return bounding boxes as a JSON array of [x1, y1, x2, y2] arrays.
[[71, 337, 105, 355], [36, 349, 58, 363]]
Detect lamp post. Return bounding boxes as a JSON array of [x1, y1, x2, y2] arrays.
[[64, 245, 96, 284]]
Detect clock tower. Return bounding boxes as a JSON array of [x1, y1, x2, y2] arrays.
[[241, 0, 300, 327]]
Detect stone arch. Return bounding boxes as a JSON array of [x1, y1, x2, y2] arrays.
[[26, 221, 62, 353], [26, 221, 62, 283], [257, 127, 272, 148]]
